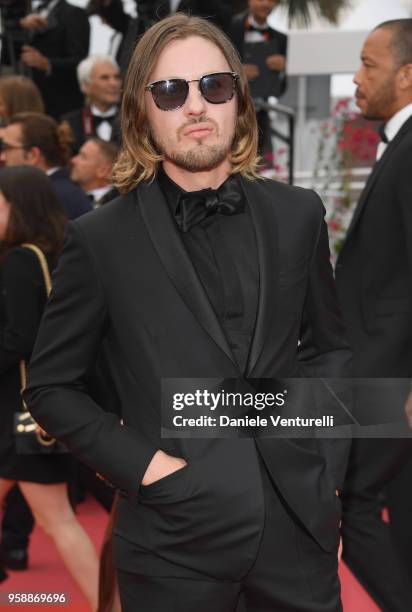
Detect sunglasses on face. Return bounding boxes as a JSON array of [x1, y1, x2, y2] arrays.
[[145, 71, 239, 111]]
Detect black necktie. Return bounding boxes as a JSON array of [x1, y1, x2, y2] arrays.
[[175, 176, 244, 233], [379, 124, 388, 143]]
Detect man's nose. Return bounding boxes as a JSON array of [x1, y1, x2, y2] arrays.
[[183, 81, 207, 117]]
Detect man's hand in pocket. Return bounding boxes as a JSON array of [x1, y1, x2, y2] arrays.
[[141, 450, 187, 486]]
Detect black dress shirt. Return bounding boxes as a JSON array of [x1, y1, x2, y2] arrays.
[[158, 169, 259, 373]]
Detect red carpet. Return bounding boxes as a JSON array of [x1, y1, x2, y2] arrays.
[[0, 496, 379, 611]]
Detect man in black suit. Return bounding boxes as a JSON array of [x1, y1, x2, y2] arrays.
[[19, 0, 90, 119], [335, 19, 412, 610], [0, 112, 92, 220], [25, 14, 350, 611], [230, 0, 287, 156], [63, 55, 122, 154], [71, 138, 119, 206]]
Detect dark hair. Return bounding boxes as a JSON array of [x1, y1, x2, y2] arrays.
[[88, 137, 119, 165], [113, 13, 259, 192], [9, 112, 74, 167], [0, 76, 45, 122], [0, 166, 66, 255], [376, 19, 412, 68]]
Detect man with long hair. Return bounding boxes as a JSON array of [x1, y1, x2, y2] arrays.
[[25, 14, 350, 611]]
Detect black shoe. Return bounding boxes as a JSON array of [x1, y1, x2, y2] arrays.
[[0, 564, 7, 582], [1, 548, 28, 571]]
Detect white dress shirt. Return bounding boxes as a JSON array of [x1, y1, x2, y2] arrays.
[[376, 102, 412, 160], [90, 104, 118, 142]]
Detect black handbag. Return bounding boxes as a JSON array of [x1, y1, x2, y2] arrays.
[[14, 243, 67, 455]]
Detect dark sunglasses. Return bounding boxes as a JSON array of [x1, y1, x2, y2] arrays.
[[145, 71, 239, 111]]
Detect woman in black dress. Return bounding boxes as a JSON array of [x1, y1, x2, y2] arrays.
[[0, 166, 98, 607]]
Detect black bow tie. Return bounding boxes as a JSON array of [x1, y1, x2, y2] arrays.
[[175, 176, 244, 232], [93, 114, 116, 128], [378, 124, 388, 143]]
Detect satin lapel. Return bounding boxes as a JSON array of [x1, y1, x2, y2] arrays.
[[242, 178, 280, 376], [345, 115, 412, 240], [137, 179, 236, 365]]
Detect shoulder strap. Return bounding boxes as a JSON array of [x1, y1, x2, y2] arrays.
[[18, 243, 52, 411], [21, 243, 52, 297]]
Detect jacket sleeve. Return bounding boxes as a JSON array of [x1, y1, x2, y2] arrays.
[[23, 221, 157, 498], [48, 8, 90, 72], [298, 196, 352, 378], [298, 194, 353, 488]]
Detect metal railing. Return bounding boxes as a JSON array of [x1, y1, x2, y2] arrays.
[[253, 98, 295, 185]]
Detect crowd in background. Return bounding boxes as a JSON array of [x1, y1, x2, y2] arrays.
[[0, 2, 411, 612]]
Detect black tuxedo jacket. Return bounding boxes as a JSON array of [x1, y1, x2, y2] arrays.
[[30, 0, 90, 118], [25, 176, 351, 579], [335, 115, 412, 377], [229, 10, 287, 97]]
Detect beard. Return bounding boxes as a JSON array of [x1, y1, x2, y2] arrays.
[[151, 118, 234, 172], [165, 142, 230, 172], [356, 79, 398, 120]]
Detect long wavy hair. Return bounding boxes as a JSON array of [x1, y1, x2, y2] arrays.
[[112, 13, 259, 193]]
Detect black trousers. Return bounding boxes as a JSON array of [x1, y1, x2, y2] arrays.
[[117, 460, 341, 612], [387, 454, 412, 582], [342, 439, 412, 612]]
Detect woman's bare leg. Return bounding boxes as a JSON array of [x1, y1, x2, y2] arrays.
[[19, 481, 99, 610]]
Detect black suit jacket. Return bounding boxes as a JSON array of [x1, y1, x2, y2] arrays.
[[25, 176, 351, 578], [30, 0, 90, 118], [230, 10, 287, 97], [335, 115, 412, 377], [50, 169, 92, 220]]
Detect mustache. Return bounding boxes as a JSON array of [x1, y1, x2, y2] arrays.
[[177, 117, 218, 139]]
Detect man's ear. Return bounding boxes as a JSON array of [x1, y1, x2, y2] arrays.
[[24, 146, 42, 166], [398, 63, 412, 90]]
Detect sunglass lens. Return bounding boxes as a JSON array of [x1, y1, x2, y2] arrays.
[[152, 79, 188, 110], [201, 73, 235, 104]]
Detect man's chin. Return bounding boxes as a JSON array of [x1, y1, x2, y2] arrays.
[[165, 145, 230, 173]]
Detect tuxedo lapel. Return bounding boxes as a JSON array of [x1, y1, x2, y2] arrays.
[[242, 178, 280, 376], [344, 115, 412, 240], [137, 179, 236, 365]]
